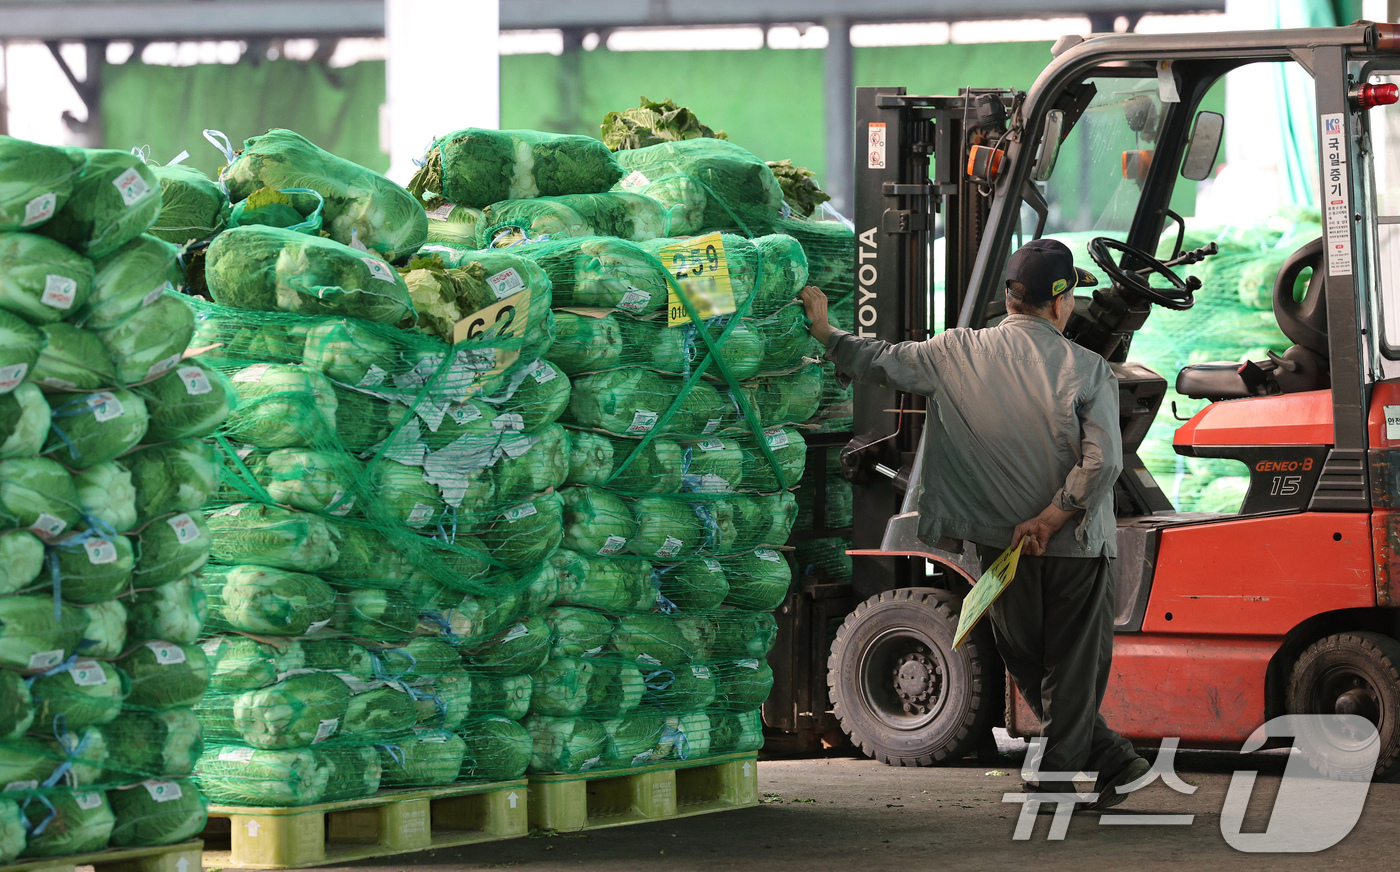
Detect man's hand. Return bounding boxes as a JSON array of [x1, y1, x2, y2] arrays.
[[799, 286, 835, 346], [1011, 504, 1077, 557]]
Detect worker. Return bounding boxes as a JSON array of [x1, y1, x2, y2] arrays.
[[799, 238, 1149, 810]]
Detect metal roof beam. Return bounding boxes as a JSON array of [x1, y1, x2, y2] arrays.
[[0, 0, 1226, 41], [0, 1, 384, 40]]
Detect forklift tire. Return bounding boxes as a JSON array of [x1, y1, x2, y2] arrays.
[[1285, 631, 1400, 780], [827, 588, 999, 767]]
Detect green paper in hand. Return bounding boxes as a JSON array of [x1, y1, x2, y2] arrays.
[[953, 540, 1023, 651]]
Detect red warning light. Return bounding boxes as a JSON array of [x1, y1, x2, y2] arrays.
[[1354, 83, 1400, 110]]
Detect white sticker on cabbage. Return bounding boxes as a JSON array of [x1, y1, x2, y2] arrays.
[[580, 755, 602, 770], [84, 538, 118, 565], [631, 751, 655, 765], [362, 257, 396, 283], [618, 290, 652, 312], [217, 747, 256, 763], [146, 641, 187, 665], [736, 659, 761, 669], [407, 503, 436, 524], [113, 167, 151, 206], [636, 653, 661, 666], [765, 429, 790, 448], [703, 559, 722, 572], [703, 418, 722, 435], [178, 366, 212, 395], [74, 792, 103, 809], [40, 275, 78, 310], [208, 504, 244, 518], [691, 665, 712, 680], [427, 203, 457, 220], [3, 781, 38, 793], [628, 411, 659, 434], [88, 391, 123, 422], [529, 361, 557, 384], [501, 623, 530, 643], [305, 619, 332, 634], [492, 413, 525, 432], [146, 352, 183, 380], [698, 440, 724, 451], [21, 192, 56, 227], [142, 779, 183, 802], [28, 649, 64, 670], [656, 536, 684, 558], [313, 718, 339, 743], [0, 363, 28, 393], [29, 513, 67, 538], [70, 660, 107, 686], [598, 535, 627, 556], [166, 513, 202, 544], [418, 734, 449, 744], [503, 502, 537, 522], [358, 364, 388, 387], [233, 364, 270, 383], [756, 548, 782, 563], [488, 268, 526, 300]]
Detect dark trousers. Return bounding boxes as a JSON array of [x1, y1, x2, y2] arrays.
[[976, 545, 1137, 785]]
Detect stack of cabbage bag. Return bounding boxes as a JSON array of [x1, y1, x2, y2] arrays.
[[184, 134, 547, 806], [0, 134, 227, 863]]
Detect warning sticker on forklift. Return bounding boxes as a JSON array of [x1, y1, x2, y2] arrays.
[[868, 123, 887, 169], [1320, 112, 1353, 277]]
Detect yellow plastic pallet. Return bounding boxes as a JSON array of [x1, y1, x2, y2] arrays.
[[0, 840, 202, 872], [527, 751, 758, 833], [200, 780, 527, 869]]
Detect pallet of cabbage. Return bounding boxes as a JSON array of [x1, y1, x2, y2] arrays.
[[199, 779, 527, 869]]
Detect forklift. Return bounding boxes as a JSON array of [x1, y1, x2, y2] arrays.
[[765, 21, 1400, 776]]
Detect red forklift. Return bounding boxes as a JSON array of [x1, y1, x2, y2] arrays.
[[766, 22, 1400, 776]]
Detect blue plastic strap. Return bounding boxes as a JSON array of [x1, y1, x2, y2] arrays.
[[662, 726, 691, 761], [20, 794, 57, 836], [375, 743, 406, 766], [644, 670, 675, 692], [693, 503, 720, 552], [203, 129, 237, 167]]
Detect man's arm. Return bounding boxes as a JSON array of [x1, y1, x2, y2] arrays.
[[1012, 366, 1122, 556], [798, 287, 944, 396]]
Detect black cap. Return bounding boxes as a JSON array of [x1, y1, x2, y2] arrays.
[[1005, 239, 1098, 304]]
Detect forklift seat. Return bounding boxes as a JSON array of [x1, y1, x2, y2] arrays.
[[1175, 236, 1330, 402]]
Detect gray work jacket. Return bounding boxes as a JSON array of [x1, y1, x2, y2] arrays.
[[825, 314, 1121, 558]]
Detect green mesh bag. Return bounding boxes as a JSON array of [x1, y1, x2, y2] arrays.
[[0, 135, 81, 233], [149, 162, 230, 245], [542, 606, 614, 658], [378, 729, 465, 787], [49, 532, 135, 604], [207, 503, 336, 572], [600, 713, 666, 766], [0, 668, 35, 741], [197, 671, 350, 749], [517, 236, 669, 314], [203, 564, 336, 636], [613, 139, 784, 235], [101, 707, 204, 781], [478, 193, 672, 247], [319, 744, 382, 801], [124, 439, 221, 525], [458, 716, 531, 781], [223, 129, 427, 261], [194, 744, 330, 806], [30, 661, 127, 731], [0, 310, 45, 393], [201, 635, 304, 692], [709, 709, 763, 754], [206, 225, 415, 325], [409, 129, 623, 210], [79, 234, 185, 331], [425, 204, 483, 245], [0, 385, 49, 461], [559, 486, 637, 556], [108, 777, 207, 847], [0, 232, 95, 325], [524, 715, 607, 774], [31, 323, 113, 391], [399, 247, 552, 346], [550, 549, 653, 612], [41, 148, 161, 259], [20, 790, 115, 857]]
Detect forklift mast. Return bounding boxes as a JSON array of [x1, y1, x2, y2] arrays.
[[846, 87, 1006, 602]]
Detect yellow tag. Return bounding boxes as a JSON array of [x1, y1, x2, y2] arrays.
[[450, 288, 531, 400], [661, 232, 737, 327], [952, 540, 1024, 651]]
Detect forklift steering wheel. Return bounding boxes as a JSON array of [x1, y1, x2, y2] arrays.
[[1087, 236, 1195, 311]]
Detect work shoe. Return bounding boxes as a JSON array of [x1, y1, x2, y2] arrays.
[[1026, 782, 1084, 815], [1090, 756, 1151, 811]]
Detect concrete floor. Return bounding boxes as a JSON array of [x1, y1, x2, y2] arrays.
[[281, 733, 1400, 872]]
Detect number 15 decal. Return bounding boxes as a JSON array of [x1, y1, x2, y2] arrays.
[[1271, 475, 1303, 496]]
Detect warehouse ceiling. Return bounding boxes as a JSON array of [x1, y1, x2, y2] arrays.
[[0, 0, 1223, 40]]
